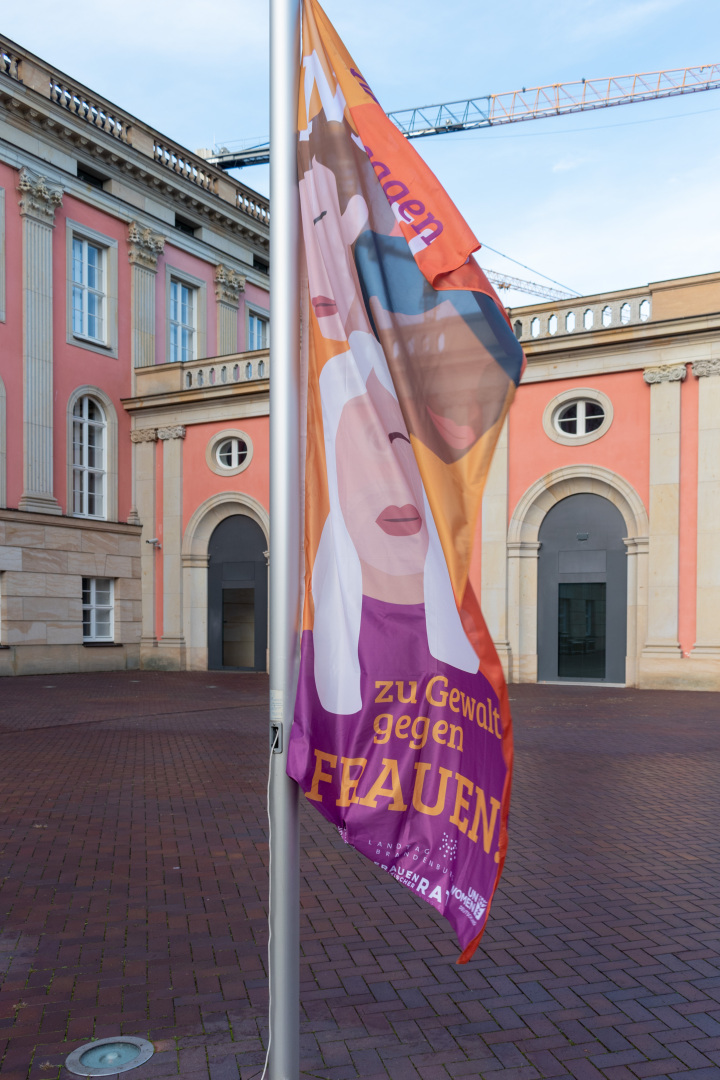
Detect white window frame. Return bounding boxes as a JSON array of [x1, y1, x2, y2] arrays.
[[542, 387, 614, 448], [169, 278, 196, 363], [71, 394, 107, 520], [165, 264, 206, 364], [67, 386, 118, 521], [82, 577, 114, 642], [205, 428, 254, 477], [246, 303, 269, 352], [66, 219, 118, 357]]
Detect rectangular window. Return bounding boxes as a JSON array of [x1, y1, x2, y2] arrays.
[[72, 236, 106, 342], [248, 312, 268, 351], [169, 279, 196, 363], [82, 577, 114, 642]]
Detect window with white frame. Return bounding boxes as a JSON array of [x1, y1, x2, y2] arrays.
[[82, 577, 114, 642], [248, 311, 268, 351], [554, 398, 606, 437], [72, 236, 106, 342], [169, 279, 196, 363], [72, 395, 106, 518], [216, 436, 249, 470]]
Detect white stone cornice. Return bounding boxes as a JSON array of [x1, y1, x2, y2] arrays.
[[214, 264, 246, 306], [127, 221, 166, 270], [17, 167, 63, 224], [157, 425, 186, 440], [130, 427, 158, 443], [643, 363, 686, 384], [692, 358, 720, 378]]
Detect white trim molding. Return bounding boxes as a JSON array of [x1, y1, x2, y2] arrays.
[[65, 217, 119, 358], [542, 386, 614, 447], [181, 492, 269, 671], [205, 428, 254, 477], [165, 263, 207, 364], [506, 466, 649, 686], [66, 385, 119, 522]]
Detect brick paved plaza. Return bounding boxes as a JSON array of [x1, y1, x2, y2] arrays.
[[0, 673, 718, 1080]]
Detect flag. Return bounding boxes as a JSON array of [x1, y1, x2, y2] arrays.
[[287, 0, 525, 962]]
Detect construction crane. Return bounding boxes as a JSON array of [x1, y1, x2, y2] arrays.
[[484, 271, 575, 302], [202, 63, 720, 169]]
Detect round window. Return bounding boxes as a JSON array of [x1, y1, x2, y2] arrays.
[[554, 399, 605, 437], [216, 437, 248, 470]]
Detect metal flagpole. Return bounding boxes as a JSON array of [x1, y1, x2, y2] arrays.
[[268, 0, 301, 1077]]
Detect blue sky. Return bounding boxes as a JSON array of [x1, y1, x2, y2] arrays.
[[5, 0, 720, 301]]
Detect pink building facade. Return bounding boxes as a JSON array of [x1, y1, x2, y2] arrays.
[[0, 38, 270, 675], [1, 38, 719, 691]]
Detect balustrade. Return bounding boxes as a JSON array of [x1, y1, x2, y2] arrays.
[[181, 351, 270, 390]]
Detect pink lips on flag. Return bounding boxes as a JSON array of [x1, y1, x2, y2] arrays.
[[312, 294, 338, 316], [426, 405, 477, 450], [376, 504, 423, 536]]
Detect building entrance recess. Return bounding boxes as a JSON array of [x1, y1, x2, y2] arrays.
[[207, 515, 268, 671], [537, 493, 627, 683]]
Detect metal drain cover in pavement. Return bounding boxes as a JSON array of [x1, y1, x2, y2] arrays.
[[65, 1036, 154, 1076]]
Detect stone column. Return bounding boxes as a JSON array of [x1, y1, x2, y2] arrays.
[[690, 358, 720, 661], [214, 264, 244, 355], [127, 221, 165, 370], [17, 167, 63, 515], [623, 535, 649, 686], [131, 428, 158, 658], [640, 364, 685, 674], [481, 418, 510, 677], [506, 540, 541, 683], [158, 425, 185, 668]]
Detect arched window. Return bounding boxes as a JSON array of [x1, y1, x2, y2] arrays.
[[601, 305, 612, 327], [565, 311, 576, 333], [548, 314, 558, 335], [530, 317, 540, 338], [620, 302, 631, 324], [639, 299, 650, 322], [72, 396, 106, 518], [583, 308, 594, 330], [513, 320, 522, 339]]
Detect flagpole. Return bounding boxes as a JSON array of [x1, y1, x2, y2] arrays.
[[268, 0, 301, 1076]]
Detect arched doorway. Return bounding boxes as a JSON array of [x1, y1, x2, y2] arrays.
[[207, 515, 268, 671], [537, 493, 627, 683]]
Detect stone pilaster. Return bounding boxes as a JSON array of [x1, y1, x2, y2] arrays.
[[506, 540, 541, 683], [17, 167, 63, 515], [640, 364, 685, 677], [690, 359, 720, 662], [157, 425, 186, 668], [623, 535, 649, 687], [127, 221, 164, 370], [130, 427, 158, 658], [214, 263, 244, 355], [481, 417, 510, 678]]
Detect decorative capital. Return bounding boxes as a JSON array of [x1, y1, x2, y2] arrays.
[[643, 364, 686, 385], [130, 427, 158, 443], [127, 221, 165, 270], [692, 358, 720, 378], [214, 263, 245, 306], [17, 167, 63, 224], [157, 425, 186, 440]]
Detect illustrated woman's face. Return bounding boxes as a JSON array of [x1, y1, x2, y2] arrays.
[[299, 158, 370, 342], [335, 371, 429, 585]]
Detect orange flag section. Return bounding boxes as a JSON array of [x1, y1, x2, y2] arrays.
[[305, 0, 482, 287]]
